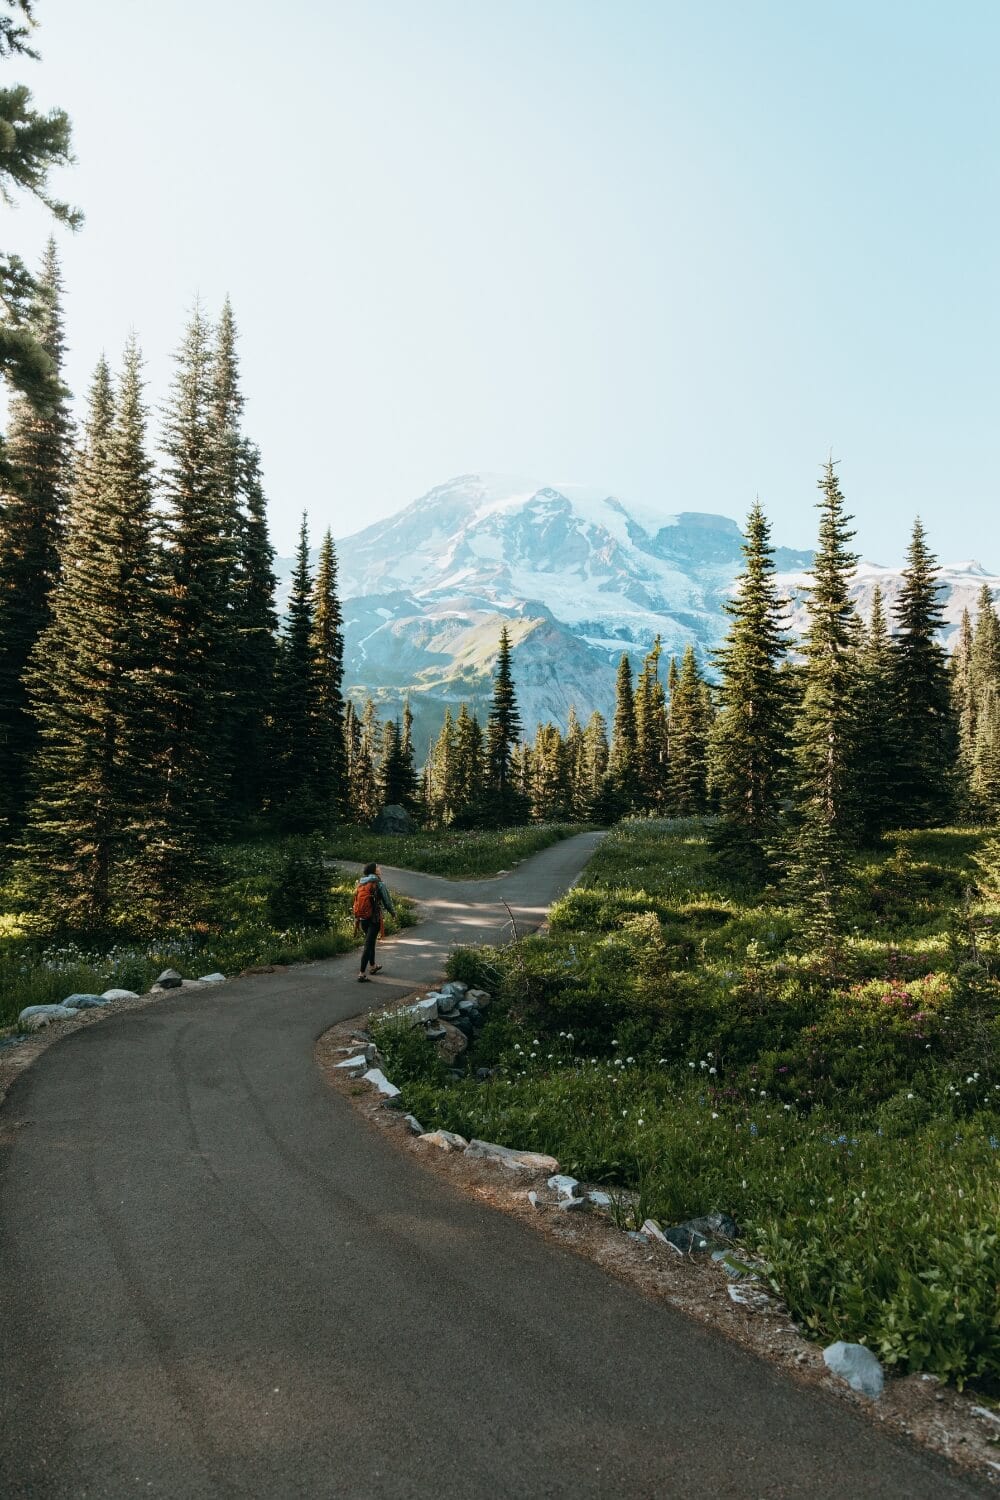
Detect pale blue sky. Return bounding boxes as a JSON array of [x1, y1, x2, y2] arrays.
[[9, 0, 999, 564]]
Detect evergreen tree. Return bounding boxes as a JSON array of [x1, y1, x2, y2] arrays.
[[452, 703, 484, 826], [853, 584, 899, 841], [666, 644, 712, 814], [484, 626, 526, 823], [951, 607, 977, 807], [0, 239, 73, 838], [275, 513, 317, 826], [708, 501, 790, 877], [426, 707, 456, 825], [564, 705, 587, 820], [581, 710, 611, 819], [228, 439, 278, 816], [157, 305, 238, 841], [530, 722, 569, 821], [972, 584, 1000, 691], [0, 10, 81, 437], [785, 460, 861, 948], [634, 637, 667, 812], [345, 698, 379, 824], [207, 299, 278, 818], [24, 343, 162, 923], [972, 682, 1000, 820], [310, 529, 347, 821], [609, 652, 638, 807], [889, 519, 955, 826], [378, 716, 418, 809]]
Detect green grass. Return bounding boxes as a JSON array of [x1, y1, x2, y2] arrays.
[[0, 840, 415, 1033], [373, 816, 1000, 1388], [325, 822, 584, 878]]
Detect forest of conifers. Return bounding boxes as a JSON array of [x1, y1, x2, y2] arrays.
[[0, 239, 997, 942]]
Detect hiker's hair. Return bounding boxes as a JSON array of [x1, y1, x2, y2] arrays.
[[362, 861, 377, 876]]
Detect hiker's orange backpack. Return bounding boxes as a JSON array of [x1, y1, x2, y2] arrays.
[[352, 880, 378, 922]]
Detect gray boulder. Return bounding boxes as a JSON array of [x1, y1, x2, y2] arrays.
[[440, 980, 468, 998], [198, 973, 225, 984], [467, 989, 492, 1008], [372, 803, 413, 835], [155, 969, 183, 989], [61, 993, 105, 1009], [18, 1004, 78, 1030], [823, 1342, 884, 1399], [663, 1211, 739, 1252], [99, 988, 139, 1002]]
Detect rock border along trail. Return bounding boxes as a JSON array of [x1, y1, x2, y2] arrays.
[[0, 832, 990, 1498]]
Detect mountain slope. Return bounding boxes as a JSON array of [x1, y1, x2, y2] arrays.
[[275, 474, 999, 751]]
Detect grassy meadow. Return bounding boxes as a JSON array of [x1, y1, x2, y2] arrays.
[[372, 818, 1000, 1389]]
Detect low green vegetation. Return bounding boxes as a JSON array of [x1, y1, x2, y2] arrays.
[[327, 822, 583, 878], [374, 818, 1000, 1389], [0, 836, 415, 1033]]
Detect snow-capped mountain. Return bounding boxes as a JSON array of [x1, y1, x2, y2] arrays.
[[276, 474, 999, 752]]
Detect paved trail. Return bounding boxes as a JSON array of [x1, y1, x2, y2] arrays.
[[0, 833, 987, 1498]]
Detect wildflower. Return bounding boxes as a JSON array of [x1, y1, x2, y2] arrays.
[[708, 1066, 717, 1075], [711, 1112, 719, 1119]]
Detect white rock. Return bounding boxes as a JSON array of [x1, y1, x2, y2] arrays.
[[334, 1054, 369, 1072], [528, 1190, 542, 1209], [547, 1174, 581, 1199], [418, 1129, 468, 1151], [180, 979, 207, 989], [588, 1191, 612, 1207], [971, 1406, 1000, 1427], [557, 1196, 587, 1211], [411, 997, 438, 1024], [727, 1283, 772, 1310], [641, 1218, 669, 1243], [822, 1342, 884, 1399], [466, 1139, 559, 1172], [100, 989, 139, 1002], [403, 1114, 425, 1134], [362, 1068, 401, 1098], [440, 981, 468, 997], [198, 973, 225, 984]]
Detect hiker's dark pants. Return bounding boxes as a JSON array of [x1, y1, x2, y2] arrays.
[[360, 917, 379, 972]]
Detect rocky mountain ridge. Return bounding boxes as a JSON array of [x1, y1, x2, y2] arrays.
[[276, 473, 999, 751]]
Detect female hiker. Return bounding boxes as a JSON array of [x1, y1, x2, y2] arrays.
[[353, 862, 396, 981]]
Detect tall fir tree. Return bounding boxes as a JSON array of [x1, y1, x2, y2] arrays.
[[581, 709, 612, 820], [0, 239, 73, 839], [452, 703, 484, 826], [25, 343, 168, 923], [208, 299, 278, 818], [310, 529, 347, 822], [666, 644, 713, 814], [484, 625, 526, 823], [889, 519, 955, 826], [563, 705, 587, 820], [785, 460, 861, 949], [275, 512, 318, 827], [634, 637, 667, 812], [345, 698, 379, 824], [530, 722, 569, 821], [951, 607, 977, 808], [609, 652, 638, 809], [708, 500, 790, 878], [853, 584, 900, 841], [426, 706, 456, 825], [156, 305, 238, 847], [228, 439, 278, 816]]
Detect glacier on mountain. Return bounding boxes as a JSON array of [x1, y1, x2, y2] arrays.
[[275, 473, 999, 751]]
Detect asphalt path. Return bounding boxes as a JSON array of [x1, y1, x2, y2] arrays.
[[0, 831, 988, 1498]]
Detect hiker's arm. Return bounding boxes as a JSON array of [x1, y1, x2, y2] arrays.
[[379, 880, 396, 917]]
